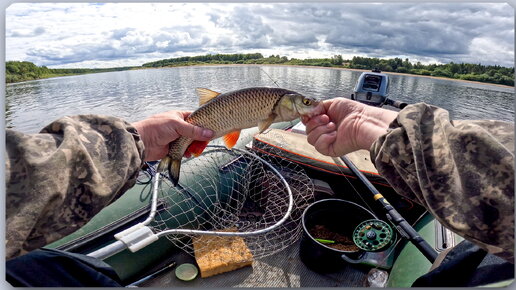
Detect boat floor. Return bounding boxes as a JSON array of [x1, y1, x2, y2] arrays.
[[133, 239, 373, 287]]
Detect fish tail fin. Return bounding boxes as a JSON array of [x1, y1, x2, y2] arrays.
[[157, 156, 170, 173], [169, 159, 181, 186], [157, 156, 182, 186]]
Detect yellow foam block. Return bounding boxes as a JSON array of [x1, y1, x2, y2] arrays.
[[192, 230, 254, 278]]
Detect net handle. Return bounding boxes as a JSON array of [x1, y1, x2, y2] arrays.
[[87, 146, 294, 259]]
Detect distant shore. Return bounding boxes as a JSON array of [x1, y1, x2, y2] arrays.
[[8, 62, 514, 89], [176, 63, 514, 89], [325, 65, 514, 89]]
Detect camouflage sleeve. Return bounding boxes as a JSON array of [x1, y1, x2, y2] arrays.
[[6, 115, 145, 260], [371, 103, 514, 262]]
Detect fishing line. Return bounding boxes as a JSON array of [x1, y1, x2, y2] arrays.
[[261, 68, 373, 210], [257, 67, 398, 265], [255, 68, 434, 271], [260, 67, 281, 87], [334, 155, 439, 271], [331, 157, 377, 214], [262, 69, 401, 267]]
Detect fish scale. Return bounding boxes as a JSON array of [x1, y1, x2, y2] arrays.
[[188, 88, 283, 138], [158, 87, 321, 186]]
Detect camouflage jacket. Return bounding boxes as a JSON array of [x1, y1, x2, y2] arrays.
[[6, 115, 145, 260], [371, 103, 514, 263]]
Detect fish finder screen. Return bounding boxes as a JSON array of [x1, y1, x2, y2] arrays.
[[362, 75, 382, 92]]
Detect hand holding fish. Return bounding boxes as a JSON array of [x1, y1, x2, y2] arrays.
[[132, 111, 214, 162], [158, 87, 323, 185], [302, 97, 398, 157]]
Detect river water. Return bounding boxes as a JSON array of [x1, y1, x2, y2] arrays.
[[5, 65, 514, 133]]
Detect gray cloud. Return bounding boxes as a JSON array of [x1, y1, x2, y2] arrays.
[[110, 28, 135, 40], [26, 27, 213, 66], [265, 3, 513, 66], [8, 3, 514, 68], [211, 6, 273, 49], [9, 26, 46, 37]]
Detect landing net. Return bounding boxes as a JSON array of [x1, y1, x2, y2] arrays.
[[147, 145, 314, 259]]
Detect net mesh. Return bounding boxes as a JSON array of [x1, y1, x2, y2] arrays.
[[147, 145, 314, 262]]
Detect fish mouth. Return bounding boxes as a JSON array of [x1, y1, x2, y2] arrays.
[[301, 101, 324, 118]]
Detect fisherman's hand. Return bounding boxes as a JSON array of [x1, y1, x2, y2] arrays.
[[301, 98, 398, 157], [132, 111, 214, 161]]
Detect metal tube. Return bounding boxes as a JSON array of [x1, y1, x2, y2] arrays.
[[142, 171, 161, 226], [87, 172, 162, 259], [86, 240, 127, 260]]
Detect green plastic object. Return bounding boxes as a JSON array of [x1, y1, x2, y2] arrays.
[[175, 263, 199, 281], [387, 213, 434, 287], [45, 182, 181, 282], [353, 219, 393, 252]]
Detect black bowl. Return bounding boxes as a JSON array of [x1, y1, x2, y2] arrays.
[[300, 199, 378, 272]]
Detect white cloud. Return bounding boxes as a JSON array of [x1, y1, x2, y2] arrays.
[[468, 37, 514, 65], [5, 2, 514, 68]]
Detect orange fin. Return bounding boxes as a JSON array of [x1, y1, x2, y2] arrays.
[[223, 131, 241, 149], [185, 141, 209, 157], [196, 88, 221, 106]]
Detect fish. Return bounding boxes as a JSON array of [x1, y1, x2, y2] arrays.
[[157, 87, 321, 186]]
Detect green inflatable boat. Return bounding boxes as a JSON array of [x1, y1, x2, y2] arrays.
[[44, 118, 513, 287]]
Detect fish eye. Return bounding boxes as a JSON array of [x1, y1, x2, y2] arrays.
[[302, 98, 312, 106]]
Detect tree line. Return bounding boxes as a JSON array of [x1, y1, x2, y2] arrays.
[[142, 53, 264, 67], [143, 53, 514, 86], [6, 61, 136, 83], [7, 54, 514, 86], [142, 53, 340, 67], [348, 56, 514, 86]]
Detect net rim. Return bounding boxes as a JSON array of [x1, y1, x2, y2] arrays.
[[148, 145, 295, 238]]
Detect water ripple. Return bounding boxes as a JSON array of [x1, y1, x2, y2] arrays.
[[6, 66, 514, 133]]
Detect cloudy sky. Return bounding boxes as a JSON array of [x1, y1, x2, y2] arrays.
[[5, 2, 515, 68]]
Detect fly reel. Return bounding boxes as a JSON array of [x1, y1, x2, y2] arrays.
[[353, 219, 394, 252]]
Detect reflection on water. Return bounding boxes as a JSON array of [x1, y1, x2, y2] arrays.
[[389, 74, 515, 120], [6, 65, 514, 133]]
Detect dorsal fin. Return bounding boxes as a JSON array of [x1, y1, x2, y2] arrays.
[[196, 88, 221, 106]]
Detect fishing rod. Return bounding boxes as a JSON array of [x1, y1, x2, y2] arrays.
[[126, 262, 177, 287], [262, 67, 434, 262], [339, 155, 438, 263]]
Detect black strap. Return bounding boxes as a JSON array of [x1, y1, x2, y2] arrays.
[[6, 248, 122, 287]]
